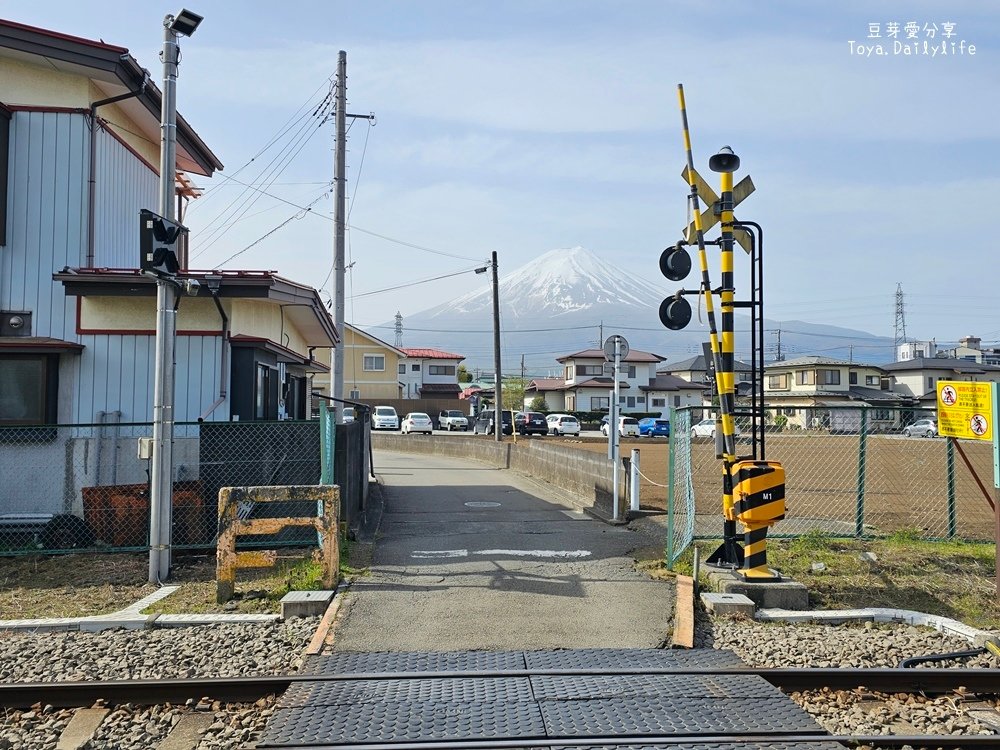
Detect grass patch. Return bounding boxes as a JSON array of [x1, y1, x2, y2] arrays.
[[669, 536, 1000, 630]]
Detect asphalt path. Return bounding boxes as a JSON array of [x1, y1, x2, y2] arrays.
[[331, 449, 674, 651]]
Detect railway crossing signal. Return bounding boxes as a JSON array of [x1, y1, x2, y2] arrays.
[[140, 209, 185, 277]]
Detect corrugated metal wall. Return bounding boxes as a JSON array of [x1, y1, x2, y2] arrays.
[[0, 111, 87, 340], [73, 333, 224, 423], [93, 122, 158, 268]]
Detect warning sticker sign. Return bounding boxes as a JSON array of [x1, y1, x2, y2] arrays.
[[937, 381, 993, 441]]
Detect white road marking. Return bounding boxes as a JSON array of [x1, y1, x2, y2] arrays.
[[411, 548, 592, 559]]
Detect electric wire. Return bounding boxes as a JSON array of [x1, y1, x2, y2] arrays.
[[214, 190, 333, 267], [349, 267, 485, 300]]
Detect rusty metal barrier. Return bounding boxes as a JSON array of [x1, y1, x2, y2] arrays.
[[216, 485, 340, 603]]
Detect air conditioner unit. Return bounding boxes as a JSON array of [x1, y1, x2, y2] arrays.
[[0, 311, 31, 337]]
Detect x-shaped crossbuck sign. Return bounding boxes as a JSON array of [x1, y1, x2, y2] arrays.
[[681, 167, 755, 253]]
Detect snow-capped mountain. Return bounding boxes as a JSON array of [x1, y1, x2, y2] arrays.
[[374, 246, 892, 371]]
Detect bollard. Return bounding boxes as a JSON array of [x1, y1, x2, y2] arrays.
[[630, 448, 640, 512]]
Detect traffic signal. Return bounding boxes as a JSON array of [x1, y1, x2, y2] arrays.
[[658, 242, 692, 330], [140, 209, 184, 277]]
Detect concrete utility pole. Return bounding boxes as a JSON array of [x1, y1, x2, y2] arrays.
[[491, 251, 502, 441], [149, 9, 202, 584], [611, 336, 622, 521], [332, 51, 347, 423]]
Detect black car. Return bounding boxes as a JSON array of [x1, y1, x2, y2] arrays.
[[515, 411, 548, 435], [473, 410, 513, 435]]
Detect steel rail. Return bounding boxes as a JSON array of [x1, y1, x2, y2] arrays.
[[257, 736, 1000, 750], [3, 667, 1000, 710]]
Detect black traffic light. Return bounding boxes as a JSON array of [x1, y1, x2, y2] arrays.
[[140, 209, 184, 277], [659, 242, 693, 330]]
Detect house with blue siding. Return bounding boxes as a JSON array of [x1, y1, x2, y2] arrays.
[[0, 20, 337, 533]]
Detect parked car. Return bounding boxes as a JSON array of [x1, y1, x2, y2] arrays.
[[515, 411, 548, 435], [401, 412, 433, 435], [342, 407, 355, 424], [600, 416, 639, 437], [691, 418, 740, 439], [638, 417, 670, 437], [473, 410, 513, 435], [371, 405, 399, 431], [547, 413, 580, 436], [903, 418, 937, 438], [438, 410, 469, 431]]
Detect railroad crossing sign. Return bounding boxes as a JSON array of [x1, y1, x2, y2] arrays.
[[681, 167, 755, 253], [937, 381, 993, 441]]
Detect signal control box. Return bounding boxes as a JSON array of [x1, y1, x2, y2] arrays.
[[731, 460, 785, 526]]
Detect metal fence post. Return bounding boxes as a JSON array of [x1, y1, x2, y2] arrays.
[[946, 437, 957, 538], [666, 409, 676, 568], [319, 401, 335, 486], [855, 407, 868, 538]]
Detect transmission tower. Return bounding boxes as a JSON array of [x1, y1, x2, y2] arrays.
[[893, 283, 907, 359], [394, 311, 403, 348]]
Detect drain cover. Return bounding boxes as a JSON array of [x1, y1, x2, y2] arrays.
[[465, 501, 501, 508]]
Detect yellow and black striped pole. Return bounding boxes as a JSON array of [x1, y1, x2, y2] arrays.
[[678, 85, 741, 567]]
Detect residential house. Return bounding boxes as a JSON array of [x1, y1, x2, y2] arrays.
[[0, 20, 337, 527], [933, 336, 1000, 366], [881, 357, 1000, 406], [658, 354, 753, 389], [524, 348, 701, 416], [398, 348, 464, 399], [763, 356, 907, 431], [312, 323, 405, 402]]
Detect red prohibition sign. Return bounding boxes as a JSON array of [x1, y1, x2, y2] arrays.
[[941, 386, 958, 406], [970, 414, 988, 436]]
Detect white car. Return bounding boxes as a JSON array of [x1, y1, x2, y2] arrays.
[[903, 418, 937, 438], [342, 407, 355, 424], [401, 412, 433, 435], [691, 418, 741, 439], [371, 405, 399, 431], [546, 413, 580, 436]]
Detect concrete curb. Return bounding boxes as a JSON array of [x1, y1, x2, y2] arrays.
[[757, 606, 1000, 646], [0, 584, 282, 633]]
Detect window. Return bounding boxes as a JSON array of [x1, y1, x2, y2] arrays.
[[429, 365, 456, 376], [578, 365, 604, 376], [626, 396, 635, 408], [738, 371, 751, 382], [566, 395, 575, 410], [673, 395, 681, 407], [627, 366, 636, 378], [349, 389, 360, 399], [866, 375, 879, 386], [411, 364, 420, 372], [565, 365, 574, 380], [849, 372, 857, 385], [636, 396, 645, 404], [0, 355, 57, 424], [819, 369, 841, 385], [592, 396, 610, 410], [784, 408, 797, 416], [398, 364, 406, 374], [619, 396, 626, 404], [768, 374, 789, 390], [927, 377, 933, 390], [652, 398, 665, 407], [254, 364, 274, 420], [363, 354, 385, 371], [873, 408, 892, 421], [796, 370, 815, 386]]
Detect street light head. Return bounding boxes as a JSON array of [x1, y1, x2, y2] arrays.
[[474, 267, 488, 275], [709, 145, 740, 174], [167, 8, 203, 36]]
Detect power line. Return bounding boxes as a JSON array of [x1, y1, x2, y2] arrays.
[[349, 267, 484, 299]]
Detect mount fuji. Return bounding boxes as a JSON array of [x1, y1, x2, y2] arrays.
[[375, 247, 892, 373]]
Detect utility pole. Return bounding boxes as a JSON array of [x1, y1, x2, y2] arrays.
[[520, 354, 525, 381], [491, 251, 502, 442], [611, 336, 622, 521], [148, 10, 203, 584], [331, 51, 375, 423]]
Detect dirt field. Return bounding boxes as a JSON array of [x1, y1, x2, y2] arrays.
[[571, 434, 996, 540]]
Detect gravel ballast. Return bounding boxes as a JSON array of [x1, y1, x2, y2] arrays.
[[0, 618, 319, 683]]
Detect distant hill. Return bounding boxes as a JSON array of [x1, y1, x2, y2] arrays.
[[371, 247, 893, 374]]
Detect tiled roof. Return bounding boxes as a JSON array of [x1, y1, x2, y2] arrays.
[[401, 348, 465, 360], [419, 383, 461, 394], [526, 378, 565, 392], [557, 348, 664, 364], [881, 357, 1000, 374], [659, 355, 752, 373], [640, 373, 707, 392], [766, 356, 875, 369]]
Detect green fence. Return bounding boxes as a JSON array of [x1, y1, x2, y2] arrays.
[[667, 405, 995, 566]]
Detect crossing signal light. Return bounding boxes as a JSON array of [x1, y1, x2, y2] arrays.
[[659, 243, 691, 281], [659, 295, 692, 330], [140, 209, 184, 277]]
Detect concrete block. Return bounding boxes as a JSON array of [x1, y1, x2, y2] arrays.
[[706, 569, 810, 610], [281, 590, 336, 619], [56, 707, 108, 749], [701, 592, 755, 617]]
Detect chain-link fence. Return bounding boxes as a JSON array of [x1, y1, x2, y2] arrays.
[[0, 420, 322, 555], [667, 405, 996, 566]]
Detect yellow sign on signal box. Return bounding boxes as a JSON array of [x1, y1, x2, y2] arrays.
[[937, 381, 994, 441]]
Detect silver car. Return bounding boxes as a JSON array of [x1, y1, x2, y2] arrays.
[[903, 419, 937, 438]]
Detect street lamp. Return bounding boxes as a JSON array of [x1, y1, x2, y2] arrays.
[[476, 253, 502, 441], [149, 8, 202, 584]]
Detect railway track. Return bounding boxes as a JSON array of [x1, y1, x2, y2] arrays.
[[5, 666, 1000, 749]]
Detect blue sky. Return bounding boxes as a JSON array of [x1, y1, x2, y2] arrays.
[[6, 1, 999, 349]]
